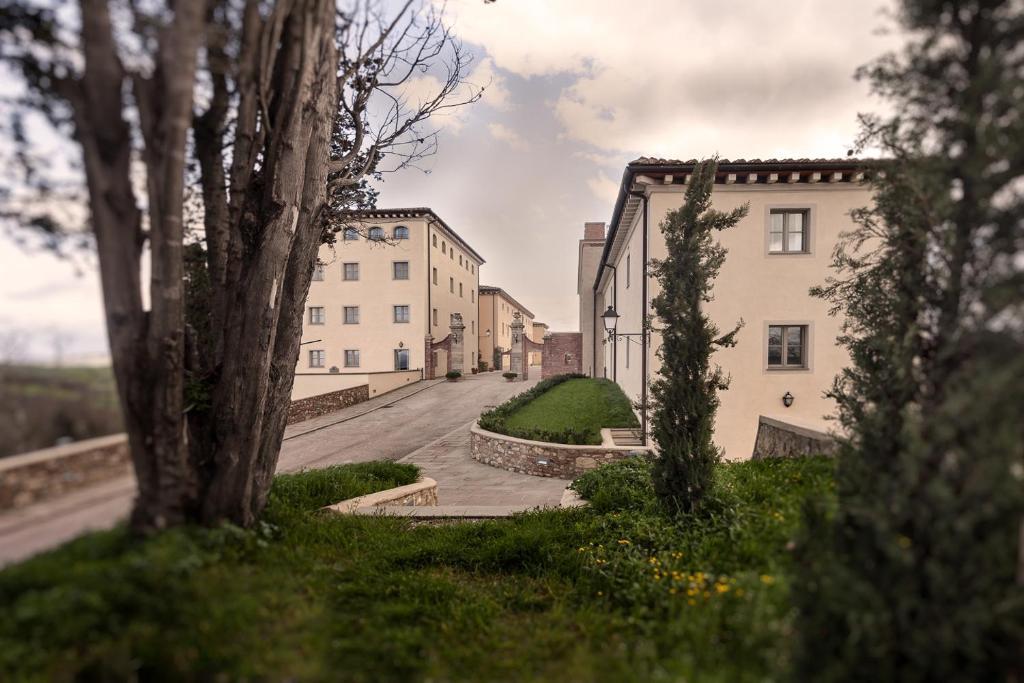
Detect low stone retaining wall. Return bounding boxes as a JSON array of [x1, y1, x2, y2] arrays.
[[286, 384, 371, 425], [0, 434, 130, 511], [324, 477, 438, 514], [470, 423, 650, 479], [751, 415, 838, 460]]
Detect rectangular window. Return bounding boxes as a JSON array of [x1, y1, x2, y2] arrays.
[[471, 264, 475, 274], [312, 264, 325, 281], [309, 350, 325, 368], [470, 290, 475, 303], [432, 234, 437, 247], [343, 306, 359, 324], [449, 277, 454, 293], [344, 350, 360, 368], [625, 339, 630, 368], [393, 261, 409, 280], [343, 262, 359, 280], [626, 253, 631, 289], [394, 348, 410, 371], [432, 267, 437, 285], [308, 306, 325, 324], [768, 325, 808, 368], [458, 255, 462, 266], [769, 210, 809, 253], [459, 282, 463, 297], [450, 250, 454, 261], [432, 308, 438, 327], [394, 305, 410, 323], [471, 320, 475, 334]]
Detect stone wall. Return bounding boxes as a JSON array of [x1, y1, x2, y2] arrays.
[[286, 384, 370, 425], [324, 477, 438, 513], [470, 423, 649, 479], [751, 415, 838, 460], [0, 434, 130, 511], [541, 332, 583, 378]]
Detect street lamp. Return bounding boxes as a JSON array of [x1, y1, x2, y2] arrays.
[[601, 305, 620, 338], [782, 391, 794, 408]]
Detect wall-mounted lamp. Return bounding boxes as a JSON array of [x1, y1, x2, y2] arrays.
[[782, 391, 794, 408], [601, 305, 620, 337], [398, 341, 404, 349]]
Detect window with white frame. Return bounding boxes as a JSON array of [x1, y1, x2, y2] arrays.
[[767, 324, 808, 368], [309, 350, 325, 367], [344, 350, 360, 367], [308, 306, 325, 324], [393, 261, 409, 280], [343, 306, 359, 324], [312, 264, 325, 281], [394, 348, 410, 370], [343, 263, 359, 280], [769, 209, 809, 253], [393, 305, 410, 323]]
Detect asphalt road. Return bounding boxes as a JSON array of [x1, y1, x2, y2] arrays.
[[0, 371, 542, 567]]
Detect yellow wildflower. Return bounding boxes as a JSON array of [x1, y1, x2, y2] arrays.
[[760, 574, 775, 585]]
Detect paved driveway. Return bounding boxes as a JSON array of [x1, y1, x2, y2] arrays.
[[0, 371, 567, 567]]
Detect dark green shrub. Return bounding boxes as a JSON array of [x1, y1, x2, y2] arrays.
[[445, 370, 461, 381], [571, 456, 655, 512], [502, 372, 517, 381]]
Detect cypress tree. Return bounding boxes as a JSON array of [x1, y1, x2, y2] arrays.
[[794, 1, 1024, 679], [649, 158, 748, 514]]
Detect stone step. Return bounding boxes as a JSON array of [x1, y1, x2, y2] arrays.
[[608, 428, 644, 446], [353, 504, 543, 519]]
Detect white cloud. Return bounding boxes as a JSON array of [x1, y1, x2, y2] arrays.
[[586, 171, 619, 203], [440, 0, 900, 158], [467, 57, 510, 110], [487, 122, 525, 148]]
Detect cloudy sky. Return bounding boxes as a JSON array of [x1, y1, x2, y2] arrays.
[[0, 0, 899, 364]]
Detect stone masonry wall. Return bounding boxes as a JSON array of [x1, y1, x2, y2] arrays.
[[751, 415, 838, 460], [286, 384, 370, 425], [541, 332, 583, 378], [470, 423, 649, 479], [0, 434, 130, 511]]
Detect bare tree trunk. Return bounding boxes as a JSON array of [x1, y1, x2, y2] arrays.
[[197, 0, 339, 526]]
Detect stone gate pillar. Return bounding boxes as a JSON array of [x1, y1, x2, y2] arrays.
[[510, 311, 525, 381], [424, 335, 435, 379], [449, 313, 465, 374]]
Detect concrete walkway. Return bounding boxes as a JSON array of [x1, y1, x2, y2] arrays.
[[0, 371, 564, 567]]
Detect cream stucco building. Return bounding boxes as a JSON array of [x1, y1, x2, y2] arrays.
[[478, 286, 536, 371], [530, 322, 549, 366], [296, 208, 483, 397], [580, 158, 872, 459]]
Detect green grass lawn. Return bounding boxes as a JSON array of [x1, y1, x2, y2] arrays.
[[0, 456, 835, 682], [501, 377, 638, 445]]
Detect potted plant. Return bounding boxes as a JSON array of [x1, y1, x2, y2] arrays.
[[445, 370, 462, 382], [502, 372, 517, 382], [471, 367, 479, 374]]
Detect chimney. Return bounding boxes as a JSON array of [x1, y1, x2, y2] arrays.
[[583, 222, 605, 241]]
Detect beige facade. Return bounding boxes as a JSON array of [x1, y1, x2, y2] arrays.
[[297, 208, 483, 392], [478, 286, 535, 371], [530, 322, 549, 365], [578, 222, 607, 378], [584, 159, 872, 459]]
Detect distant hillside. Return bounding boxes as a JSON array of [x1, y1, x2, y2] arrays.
[[0, 365, 123, 458]]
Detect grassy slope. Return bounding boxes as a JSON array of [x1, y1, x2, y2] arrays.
[[0, 457, 835, 682], [503, 378, 638, 445]]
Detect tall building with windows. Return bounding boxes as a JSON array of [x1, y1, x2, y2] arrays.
[[478, 286, 536, 371], [298, 207, 484, 383], [580, 158, 873, 458]]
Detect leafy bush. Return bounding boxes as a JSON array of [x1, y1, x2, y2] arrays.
[[571, 456, 655, 512], [445, 370, 461, 380], [502, 372, 517, 380]]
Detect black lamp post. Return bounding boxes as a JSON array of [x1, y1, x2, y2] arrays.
[[601, 305, 620, 339]]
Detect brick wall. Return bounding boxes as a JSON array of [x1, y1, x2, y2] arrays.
[[541, 332, 583, 378], [286, 384, 370, 425]]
